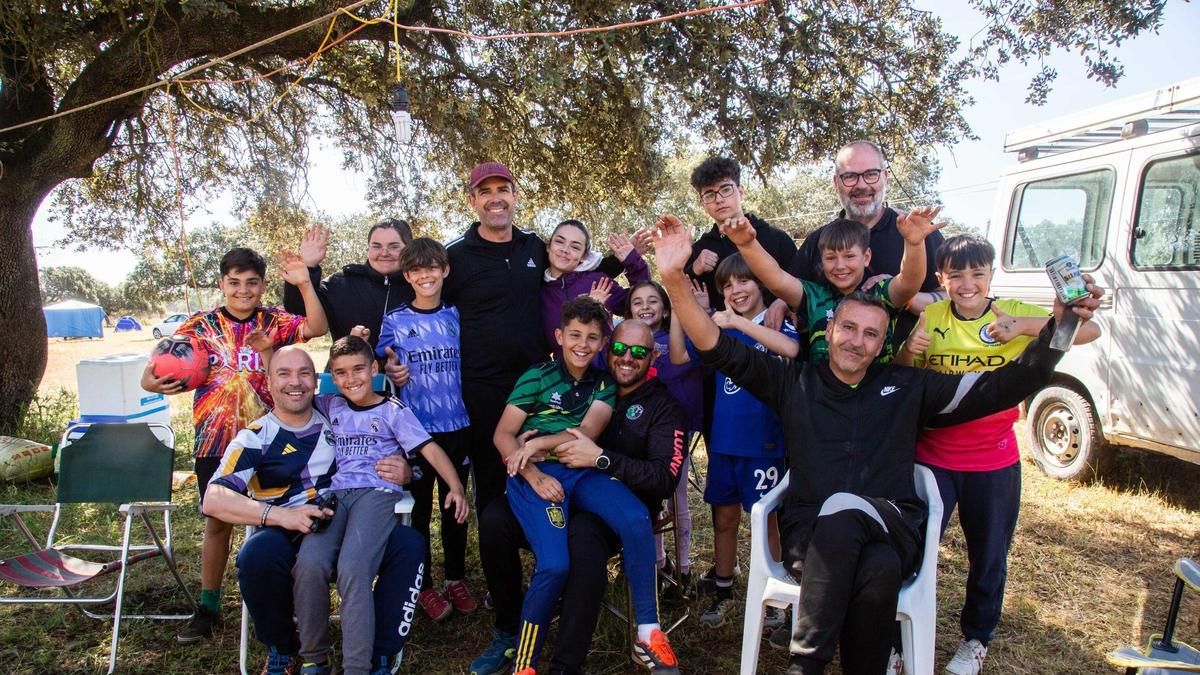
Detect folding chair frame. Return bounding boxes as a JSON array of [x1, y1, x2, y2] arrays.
[[0, 423, 196, 674], [238, 492, 415, 675]]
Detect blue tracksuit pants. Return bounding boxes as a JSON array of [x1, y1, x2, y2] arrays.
[[506, 462, 657, 670]]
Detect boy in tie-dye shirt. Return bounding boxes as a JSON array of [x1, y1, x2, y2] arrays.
[[140, 246, 327, 643]]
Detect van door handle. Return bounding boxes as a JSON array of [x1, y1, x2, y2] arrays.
[[1133, 227, 1147, 239]]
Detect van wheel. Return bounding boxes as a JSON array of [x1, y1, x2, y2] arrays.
[[1027, 386, 1110, 481]]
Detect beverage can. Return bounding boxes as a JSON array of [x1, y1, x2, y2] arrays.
[[1044, 254, 1089, 305]]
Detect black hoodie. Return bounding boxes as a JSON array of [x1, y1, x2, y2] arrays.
[[282, 263, 416, 352], [685, 213, 797, 311]]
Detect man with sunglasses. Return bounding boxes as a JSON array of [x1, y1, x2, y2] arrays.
[[469, 319, 686, 675], [790, 140, 944, 296]]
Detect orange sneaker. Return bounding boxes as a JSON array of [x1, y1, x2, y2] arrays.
[[513, 669, 537, 675], [633, 628, 681, 673]]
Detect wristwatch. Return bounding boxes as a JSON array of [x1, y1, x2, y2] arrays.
[[593, 453, 611, 470]]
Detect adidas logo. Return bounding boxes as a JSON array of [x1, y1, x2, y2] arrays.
[[526, 258, 537, 268], [407, 328, 419, 338], [281, 443, 297, 455]]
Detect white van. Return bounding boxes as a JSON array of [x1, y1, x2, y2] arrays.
[[985, 78, 1200, 481]]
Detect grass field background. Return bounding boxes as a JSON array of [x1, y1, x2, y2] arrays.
[[0, 332, 1196, 673]]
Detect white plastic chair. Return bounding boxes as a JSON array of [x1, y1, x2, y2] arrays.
[[739, 465, 944, 675], [238, 492, 415, 675]]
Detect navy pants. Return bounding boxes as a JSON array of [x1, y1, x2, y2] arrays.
[[507, 463, 657, 671], [928, 461, 1021, 645], [237, 523, 426, 660]]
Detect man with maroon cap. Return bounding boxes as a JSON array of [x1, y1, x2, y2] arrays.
[[437, 161, 550, 515]]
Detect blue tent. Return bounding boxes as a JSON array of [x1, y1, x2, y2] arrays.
[[114, 316, 142, 332], [43, 300, 105, 338]]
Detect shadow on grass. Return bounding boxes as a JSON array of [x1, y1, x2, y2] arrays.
[[1099, 445, 1200, 511]]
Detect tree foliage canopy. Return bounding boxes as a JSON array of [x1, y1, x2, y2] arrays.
[[0, 0, 1171, 430]]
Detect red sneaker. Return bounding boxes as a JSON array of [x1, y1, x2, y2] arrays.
[[444, 580, 478, 614], [633, 628, 680, 673], [418, 588, 452, 621]]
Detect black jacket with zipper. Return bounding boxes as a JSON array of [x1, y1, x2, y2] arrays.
[[443, 223, 548, 386], [594, 378, 687, 514], [699, 319, 1063, 534]]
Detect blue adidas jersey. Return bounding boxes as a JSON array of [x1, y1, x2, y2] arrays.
[[376, 303, 471, 433], [709, 311, 796, 458], [210, 411, 336, 508]]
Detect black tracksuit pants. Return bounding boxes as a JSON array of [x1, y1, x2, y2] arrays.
[[780, 494, 923, 675], [478, 499, 618, 674], [461, 380, 513, 514]]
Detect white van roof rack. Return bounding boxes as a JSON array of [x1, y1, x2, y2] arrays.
[[1004, 78, 1200, 161]]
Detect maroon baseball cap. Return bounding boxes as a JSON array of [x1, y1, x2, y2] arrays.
[[468, 161, 516, 189]]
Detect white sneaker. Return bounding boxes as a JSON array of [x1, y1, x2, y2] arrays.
[[945, 638, 988, 675], [887, 647, 903, 674]]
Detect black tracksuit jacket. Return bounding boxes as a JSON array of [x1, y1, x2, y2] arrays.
[[700, 319, 1063, 534], [593, 378, 688, 512], [443, 223, 548, 386]]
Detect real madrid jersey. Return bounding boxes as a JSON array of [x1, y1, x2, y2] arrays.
[[375, 303, 471, 433], [913, 298, 1048, 471], [709, 310, 797, 458], [315, 394, 432, 492]]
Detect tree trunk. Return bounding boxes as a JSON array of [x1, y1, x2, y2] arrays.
[[0, 179, 50, 433]]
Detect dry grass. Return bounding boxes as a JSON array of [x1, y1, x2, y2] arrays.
[[2, 338, 1197, 673]]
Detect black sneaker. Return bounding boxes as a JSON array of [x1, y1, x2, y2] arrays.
[[694, 564, 741, 595], [176, 606, 222, 644]]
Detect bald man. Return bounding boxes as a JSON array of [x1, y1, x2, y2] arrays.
[[203, 346, 426, 675], [470, 321, 688, 675]]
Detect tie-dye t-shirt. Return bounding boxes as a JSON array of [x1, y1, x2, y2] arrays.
[[177, 307, 306, 459], [314, 394, 432, 492]]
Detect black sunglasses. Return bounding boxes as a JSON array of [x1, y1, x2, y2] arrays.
[[610, 341, 650, 360]]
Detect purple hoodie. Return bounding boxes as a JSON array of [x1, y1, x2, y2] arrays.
[[540, 249, 650, 354]]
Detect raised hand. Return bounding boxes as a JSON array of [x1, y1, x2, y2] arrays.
[[587, 277, 614, 305], [896, 205, 945, 245], [606, 232, 636, 262], [245, 328, 275, 354], [689, 278, 711, 310], [985, 304, 1021, 343], [383, 346, 409, 387], [652, 215, 695, 275], [350, 325, 370, 341], [712, 309, 739, 330], [905, 312, 932, 356], [718, 216, 756, 247], [861, 273, 892, 291], [630, 228, 654, 255], [299, 223, 330, 268], [276, 251, 312, 287]]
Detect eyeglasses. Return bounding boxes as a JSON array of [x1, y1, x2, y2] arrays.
[[610, 341, 650, 360], [837, 169, 884, 187], [699, 183, 738, 204]]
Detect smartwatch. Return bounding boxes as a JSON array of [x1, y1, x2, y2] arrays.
[[593, 453, 611, 470]]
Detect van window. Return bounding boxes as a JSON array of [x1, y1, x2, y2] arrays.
[[1131, 154, 1200, 269], [1005, 169, 1115, 270]]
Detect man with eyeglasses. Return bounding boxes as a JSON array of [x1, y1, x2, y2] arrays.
[[469, 319, 686, 675], [788, 141, 945, 352], [685, 156, 798, 311], [790, 140, 944, 298]]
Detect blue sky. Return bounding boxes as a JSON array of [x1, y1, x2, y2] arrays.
[[32, 2, 1200, 286]]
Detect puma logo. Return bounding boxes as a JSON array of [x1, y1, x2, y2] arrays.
[[933, 327, 949, 339]]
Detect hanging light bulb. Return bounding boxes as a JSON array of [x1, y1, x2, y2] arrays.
[[389, 83, 412, 145]]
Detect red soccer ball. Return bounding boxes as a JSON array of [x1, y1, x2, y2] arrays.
[[150, 335, 211, 392]]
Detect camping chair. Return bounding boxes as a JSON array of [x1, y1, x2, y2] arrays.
[[1106, 557, 1200, 673], [0, 423, 196, 674], [238, 493, 415, 675], [739, 465, 944, 675], [601, 492, 691, 667]]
